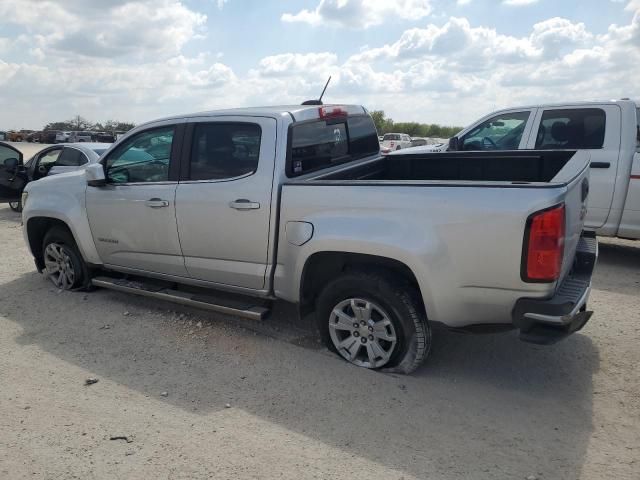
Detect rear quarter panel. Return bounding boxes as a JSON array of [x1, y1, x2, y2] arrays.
[[276, 182, 569, 328]]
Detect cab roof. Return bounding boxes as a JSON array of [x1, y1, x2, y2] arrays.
[[139, 104, 368, 129]]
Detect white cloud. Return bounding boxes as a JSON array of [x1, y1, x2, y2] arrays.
[[503, 0, 539, 5], [0, 0, 206, 59], [281, 0, 432, 29], [0, 0, 638, 130]]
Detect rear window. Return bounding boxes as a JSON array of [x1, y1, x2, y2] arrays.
[[383, 134, 400, 141], [288, 114, 379, 177], [535, 108, 606, 149]]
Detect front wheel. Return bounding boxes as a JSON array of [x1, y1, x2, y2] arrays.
[[42, 227, 88, 290], [316, 271, 431, 374]]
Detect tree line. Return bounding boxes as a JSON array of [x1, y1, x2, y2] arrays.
[[370, 110, 462, 139], [42, 115, 135, 132]]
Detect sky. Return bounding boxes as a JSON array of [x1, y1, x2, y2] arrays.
[[0, 0, 638, 130]]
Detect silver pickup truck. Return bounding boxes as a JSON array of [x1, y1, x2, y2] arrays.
[[17, 104, 598, 374]]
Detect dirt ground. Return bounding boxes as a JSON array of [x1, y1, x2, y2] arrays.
[[0, 204, 638, 480]]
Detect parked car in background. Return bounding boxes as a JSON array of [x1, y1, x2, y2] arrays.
[[42, 130, 60, 144], [0, 142, 108, 211], [394, 141, 449, 154], [26, 131, 43, 143], [410, 137, 428, 147], [397, 99, 640, 240], [55, 131, 71, 143], [380, 133, 412, 153], [94, 131, 116, 143], [16, 104, 596, 374], [68, 131, 92, 143], [7, 130, 34, 142]]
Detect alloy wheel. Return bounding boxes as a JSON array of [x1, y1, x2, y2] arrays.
[[328, 298, 397, 368], [43, 243, 76, 290]]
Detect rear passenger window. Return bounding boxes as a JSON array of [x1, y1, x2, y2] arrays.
[[56, 148, 85, 166], [189, 123, 261, 181], [535, 108, 606, 150]]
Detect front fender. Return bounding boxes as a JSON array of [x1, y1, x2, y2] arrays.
[[23, 173, 102, 265]]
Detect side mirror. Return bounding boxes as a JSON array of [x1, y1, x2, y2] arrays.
[[86, 163, 106, 187], [448, 136, 460, 151], [4, 157, 19, 172]]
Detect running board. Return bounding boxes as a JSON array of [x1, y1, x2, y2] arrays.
[[91, 276, 270, 321]]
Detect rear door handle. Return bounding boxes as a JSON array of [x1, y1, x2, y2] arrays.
[[145, 198, 170, 208], [229, 199, 260, 210], [590, 162, 610, 169]]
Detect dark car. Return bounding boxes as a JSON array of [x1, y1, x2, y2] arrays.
[[42, 130, 60, 144]]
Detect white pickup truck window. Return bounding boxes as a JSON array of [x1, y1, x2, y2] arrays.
[[535, 108, 606, 150], [636, 108, 640, 152], [460, 112, 530, 151]]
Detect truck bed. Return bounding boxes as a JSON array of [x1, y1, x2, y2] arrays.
[[277, 149, 591, 329], [309, 150, 579, 184]]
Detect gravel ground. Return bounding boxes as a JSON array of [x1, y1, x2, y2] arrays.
[[0, 204, 638, 480]]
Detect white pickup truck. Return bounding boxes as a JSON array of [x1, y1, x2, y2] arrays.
[[11, 104, 597, 374], [396, 100, 640, 239]]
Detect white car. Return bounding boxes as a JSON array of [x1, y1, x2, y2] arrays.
[[68, 131, 92, 143], [392, 142, 449, 154], [55, 131, 71, 143], [380, 133, 412, 153]]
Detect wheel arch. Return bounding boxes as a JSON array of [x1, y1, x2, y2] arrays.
[[299, 251, 427, 318], [26, 217, 78, 272]]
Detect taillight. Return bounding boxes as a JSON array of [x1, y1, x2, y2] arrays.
[[319, 106, 347, 119], [522, 204, 565, 282]]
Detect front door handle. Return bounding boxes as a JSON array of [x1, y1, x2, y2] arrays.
[[229, 199, 260, 210], [590, 162, 610, 169], [145, 198, 169, 208]]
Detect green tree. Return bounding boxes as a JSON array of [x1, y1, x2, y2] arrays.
[[368, 109, 462, 138]]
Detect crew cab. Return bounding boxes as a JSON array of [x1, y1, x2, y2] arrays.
[[17, 105, 597, 374], [395, 100, 640, 239]]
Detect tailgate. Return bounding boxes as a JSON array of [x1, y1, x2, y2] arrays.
[[555, 150, 591, 284]]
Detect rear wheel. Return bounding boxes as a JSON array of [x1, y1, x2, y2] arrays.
[[9, 200, 22, 212], [316, 270, 431, 374], [42, 227, 88, 290]]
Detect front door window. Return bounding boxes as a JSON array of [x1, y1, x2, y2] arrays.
[[461, 112, 530, 151], [105, 127, 174, 184]]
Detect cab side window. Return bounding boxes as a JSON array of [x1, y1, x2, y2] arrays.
[[105, 127, 175, 184], [56, 148, 86, 167], [535, 108, 606, 150], [38, 149, 62, 167], [461, 112, 530, 151], [188, 123, 261, 181]]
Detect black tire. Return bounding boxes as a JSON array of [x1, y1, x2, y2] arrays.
[[316, 270, 431, 374], [42, 226, 89, 290], [9, 200, 22, 212]]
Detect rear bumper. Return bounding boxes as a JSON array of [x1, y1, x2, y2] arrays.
[[512, 232, 598, 345]]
